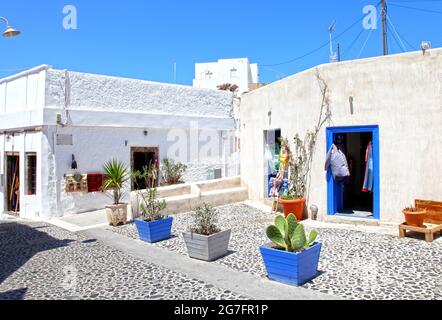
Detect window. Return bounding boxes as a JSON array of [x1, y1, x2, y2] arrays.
[[230, 68, 238, 79], [26, 153, 37, 195]]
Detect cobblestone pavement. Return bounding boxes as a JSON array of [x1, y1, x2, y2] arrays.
[[0, 220, 249, 300], [111, 203, 442, 300]]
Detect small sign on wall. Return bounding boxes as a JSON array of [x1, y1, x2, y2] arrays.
[[56, 134, 73, 146]]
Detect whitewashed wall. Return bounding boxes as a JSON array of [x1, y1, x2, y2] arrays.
[[46, 69, 234, 118], [193, 58, 259, 95], [0, 131, 43, 219], [40, 126, 235, 218], [240, 49, 442, 224], [0, 66, 236, 219]]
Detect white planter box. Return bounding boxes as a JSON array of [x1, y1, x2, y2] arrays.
[[183, 229, 231, 262]]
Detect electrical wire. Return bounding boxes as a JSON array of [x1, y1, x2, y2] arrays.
[[386, 14, 407, 51], [389, 3, 442, 14], [262, 1, 382, 67], [343, 28, 365, 59]]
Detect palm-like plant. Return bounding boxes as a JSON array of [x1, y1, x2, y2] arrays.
[[102, 159, 129, 205]]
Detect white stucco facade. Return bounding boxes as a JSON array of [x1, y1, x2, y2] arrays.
[[0, 66, 237, 219], [240, 49, 442, 224], [193, 58, 259, 95]]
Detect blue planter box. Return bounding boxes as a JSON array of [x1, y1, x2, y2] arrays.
[[135, 217, 173, 243], [260, 242, 322, 286]]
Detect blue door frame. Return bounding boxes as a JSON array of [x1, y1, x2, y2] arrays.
[[326, 125, 380, 220]]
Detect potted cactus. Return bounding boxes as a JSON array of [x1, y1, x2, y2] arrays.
[[183, 204, 231, 262], [134, 161, 173, 243], [260, 214, 321, 286]]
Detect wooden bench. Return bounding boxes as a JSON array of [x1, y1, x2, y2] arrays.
[[399, 223, 442, 243], [398, 200, 442, 243], [416, 199, 442, 225]]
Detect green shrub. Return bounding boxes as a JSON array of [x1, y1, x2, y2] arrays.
[[190, 203, 220, 236], [162, 158, 187, 186]]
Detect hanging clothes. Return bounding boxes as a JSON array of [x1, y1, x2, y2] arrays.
[[362, 141, 374, 193], [325, 144, 350, 181]]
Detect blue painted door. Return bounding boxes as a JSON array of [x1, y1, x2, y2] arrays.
[[326, 126, 380, 220]]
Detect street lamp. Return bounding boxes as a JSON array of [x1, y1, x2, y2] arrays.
[[0, 16, 21, 37]]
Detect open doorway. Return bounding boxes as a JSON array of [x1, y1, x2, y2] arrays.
[[6, 154, 20, 214], [131, 147, 159, 190], [342, 132, 373, 215], [326, 126, 380, 220], [264, 129, 282, 199]]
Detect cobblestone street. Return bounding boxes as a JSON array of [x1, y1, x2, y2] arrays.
[[2, 203, 441, 301], [112, 204, 442, 301], [0, 220, 248, 300]]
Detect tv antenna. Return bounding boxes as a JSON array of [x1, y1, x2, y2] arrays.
[[328, 20, 338, 62]]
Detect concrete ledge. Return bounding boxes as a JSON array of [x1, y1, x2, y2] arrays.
[[81, 227, 342, 300], [325, 215, 380, 226], [132, 176, 248, 217]]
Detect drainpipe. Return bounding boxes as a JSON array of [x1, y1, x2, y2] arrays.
[[2, 134, 5, 214], [63, 70, 71, 126], [222, 131, 228, 178]]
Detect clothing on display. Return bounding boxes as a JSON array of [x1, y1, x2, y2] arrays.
[[325, 144, 350, 181], [362, 141, 374, 193]]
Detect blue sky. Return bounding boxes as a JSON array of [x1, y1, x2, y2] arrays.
[[0, 0, 441, 84]]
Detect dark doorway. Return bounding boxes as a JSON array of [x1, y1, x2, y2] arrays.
[[131, 147, 159, 190], [6, 154, 20, 213], [341, 132, 374, 215]]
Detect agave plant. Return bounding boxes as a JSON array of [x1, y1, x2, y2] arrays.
[[102, 159, 129, 205], [266, 214, 318, 252]]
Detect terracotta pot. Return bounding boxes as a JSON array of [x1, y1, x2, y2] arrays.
[[106, 203, 128, 227], [403, 209, 426, 227], [280, 198, 305, 221]]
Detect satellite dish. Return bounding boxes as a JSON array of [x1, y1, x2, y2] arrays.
[[328, 20, 336, 33]]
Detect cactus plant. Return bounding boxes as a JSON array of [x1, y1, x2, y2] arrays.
[[266, 214, 318, 252]]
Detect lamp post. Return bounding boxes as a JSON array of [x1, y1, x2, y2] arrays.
[[0, 16, 21, 37]]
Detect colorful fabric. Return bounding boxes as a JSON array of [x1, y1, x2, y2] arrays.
[[362, 142, 374, 193]]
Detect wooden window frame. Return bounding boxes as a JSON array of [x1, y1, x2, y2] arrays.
[[25, 153, 37, 196]]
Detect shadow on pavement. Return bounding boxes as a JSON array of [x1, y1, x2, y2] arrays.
[[0, 222, 74, 290], [0, 288, 28, 300]]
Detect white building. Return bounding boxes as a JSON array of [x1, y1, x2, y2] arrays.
[[193, 58, 259, 95], [0, 65, 238, 219], [240, 49, 442, 224]]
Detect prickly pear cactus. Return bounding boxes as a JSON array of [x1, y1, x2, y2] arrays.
[[266, 214, 318, 252]]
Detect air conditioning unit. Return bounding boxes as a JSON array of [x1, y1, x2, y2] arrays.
[[56, 113, 63, 125], [213, 168, 222, 180]]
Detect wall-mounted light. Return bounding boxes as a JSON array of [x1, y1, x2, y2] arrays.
[[6, 135, 11, 142], [421, 41, 431, 55], [143, 130, 148, 137], [349, 96, 354, 115], [71, 154, 78, 170], [125, 140, 128, 147]]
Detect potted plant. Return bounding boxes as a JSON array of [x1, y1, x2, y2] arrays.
[[134, 188, 173, 243], [134, 161, 173, 243], [260, 214, 321, 286], [403, 205, 427, 227], [183, 204, 231, 262], [276, 72, 332, 220], [278, 136, 310, 220], [102, 159, 130, 227]]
